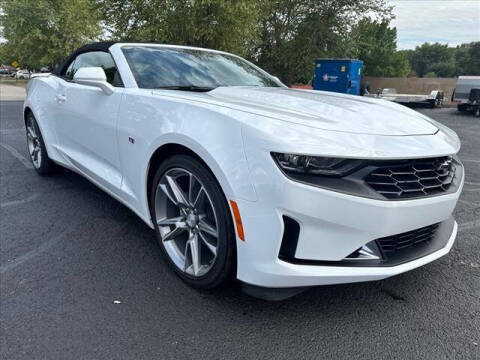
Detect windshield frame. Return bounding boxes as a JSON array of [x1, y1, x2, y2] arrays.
[[119, 43, 286, 90]]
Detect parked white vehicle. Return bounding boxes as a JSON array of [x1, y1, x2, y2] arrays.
[[24, 42, 463, 298], [15, 70, 31, 79]]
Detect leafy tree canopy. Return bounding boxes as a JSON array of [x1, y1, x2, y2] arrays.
[[0, 0, 101, 69], [403, 42, 455, 77], [250, 0, 393, 84], [1, 0, 478, 81], [97, 0, 259, 57], [349, 18, 409, 77]]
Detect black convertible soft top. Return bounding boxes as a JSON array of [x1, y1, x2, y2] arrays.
[[52, 41, 116, 76]]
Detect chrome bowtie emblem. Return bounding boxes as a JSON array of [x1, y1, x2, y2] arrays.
[[440, 159, 452, 168]]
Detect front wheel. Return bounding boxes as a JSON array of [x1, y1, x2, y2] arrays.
[[150, 155, 236, 289]]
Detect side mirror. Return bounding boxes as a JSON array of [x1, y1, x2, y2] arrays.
[[272, 75, 286, 87], [73, 67, 114, 95]]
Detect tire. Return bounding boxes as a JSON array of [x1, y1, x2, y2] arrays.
[[457, 104, 468, 112], [25, 112, 58, 175], [150, 154, 236, 289], [475, 107, 480, 118]]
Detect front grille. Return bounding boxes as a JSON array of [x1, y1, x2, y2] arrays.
[[377, 223, 440, 256], [364, 157, 455, 199]]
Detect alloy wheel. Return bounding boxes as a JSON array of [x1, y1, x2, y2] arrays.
[[154, 168, 219, 277], [26, 117, 42, 169]]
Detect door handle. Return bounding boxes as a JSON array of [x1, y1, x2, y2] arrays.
[[56, 94, 67, 103]]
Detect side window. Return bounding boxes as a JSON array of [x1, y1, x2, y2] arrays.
[[64, 59, 76, 80], [69, 51, 123, 87]]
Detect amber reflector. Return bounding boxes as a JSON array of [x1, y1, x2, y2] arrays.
[[230, 200, 245, 241]]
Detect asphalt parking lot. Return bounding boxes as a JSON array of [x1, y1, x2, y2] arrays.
[[1, 96, 479, 359]]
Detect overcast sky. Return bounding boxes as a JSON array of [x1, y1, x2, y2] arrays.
[[390, 0, 480, 49]]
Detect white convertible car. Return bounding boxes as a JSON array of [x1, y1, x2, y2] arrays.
[[24, 42, 463, 299]]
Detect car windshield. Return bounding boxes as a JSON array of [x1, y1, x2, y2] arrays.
[[122, 46, 282, 90]]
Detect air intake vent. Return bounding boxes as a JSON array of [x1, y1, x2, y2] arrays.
[[279, 216, 300, 261], [377, 223, 440, 256], [365, 157, 455, 199]]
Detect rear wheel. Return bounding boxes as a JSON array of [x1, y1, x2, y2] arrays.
[[150, 155, 235, 289], [25, 112, 58, 175], [457, 104, 468, 112]]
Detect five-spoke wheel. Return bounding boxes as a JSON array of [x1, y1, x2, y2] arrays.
[[26, 115, 42, 169], [155, 168, 219, 277], [25, 112, 57, 175], [151, 155, 235, 288]]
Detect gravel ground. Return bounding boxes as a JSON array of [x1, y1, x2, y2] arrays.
[[1, 100, 479, 360]]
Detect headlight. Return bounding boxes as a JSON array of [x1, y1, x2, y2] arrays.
[[272, 152, 364, 177]]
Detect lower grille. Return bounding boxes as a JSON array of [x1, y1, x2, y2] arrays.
[[365, 157, 456, 199], [377, 223, 440, 256]]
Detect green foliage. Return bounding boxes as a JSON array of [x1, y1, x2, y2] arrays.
[[403, 41, 480, 77], [0, 0, 101, 69], [250, 0, 393, 85], [349, 18, 409, 77], [407, 42, 455, 77], [454, 42, 480, 76], [0, 43, 14, 66], [0, 0, 393, 81], [97, 0, 259, 57], [4, 0, 477, 82]]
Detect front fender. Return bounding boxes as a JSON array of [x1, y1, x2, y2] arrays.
[[116, 91, 258, 228], [144, 131, 257, 203]]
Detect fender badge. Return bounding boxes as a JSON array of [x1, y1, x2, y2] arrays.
[[128, 137, 135, 144]]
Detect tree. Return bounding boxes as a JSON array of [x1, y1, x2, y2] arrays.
[[249, 0, 393, 85], [0, 43, 15, 66], [97, 0, 259, 57], [349, 18, 409, 77], [455, 42, 480, 76], [408, 42, 455, 77], [0, 0, 101, 69]]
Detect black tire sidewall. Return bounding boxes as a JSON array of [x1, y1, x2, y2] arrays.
[[150, 154, 235, 289]]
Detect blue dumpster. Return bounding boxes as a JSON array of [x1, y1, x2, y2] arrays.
[[313, 59, 363, 95]]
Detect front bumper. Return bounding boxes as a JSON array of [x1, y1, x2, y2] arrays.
[[235, 155, 463, 288]]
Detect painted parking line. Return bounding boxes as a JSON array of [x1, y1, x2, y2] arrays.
[[458, 199, 480, 207], [463, 187, 480, 192], [0, 142, 33, 169], [0, 220, 132, 274], [1, 194, 39, 208], [462, 159, 480, 164], [0, 230, 68, 274], [0, 128, 24, 134], [465, 181, 480, 186], [458, 219, 480, 232]]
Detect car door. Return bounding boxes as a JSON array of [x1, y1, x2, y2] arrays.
[[55, 51, 125, 194]]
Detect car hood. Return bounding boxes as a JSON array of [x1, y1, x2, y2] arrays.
[[206, 87, 439, 136]]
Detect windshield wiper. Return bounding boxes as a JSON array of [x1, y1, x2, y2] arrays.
[[154, 85, 216, 92]]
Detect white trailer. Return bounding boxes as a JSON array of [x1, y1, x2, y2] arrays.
[[365, 88, 444, 108], [452, 76, 480, 116]]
